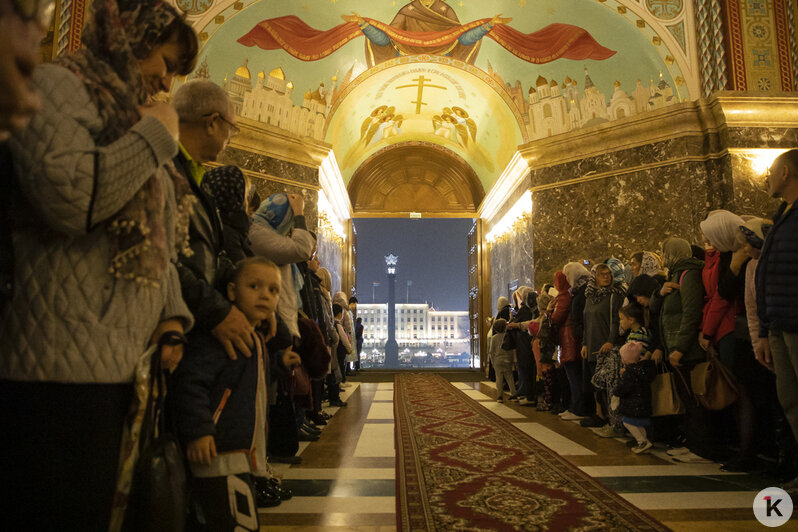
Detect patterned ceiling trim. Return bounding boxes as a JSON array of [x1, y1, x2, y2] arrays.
[[324, 55, 529, 143], [593, 0, 699, 99], [789, 0, 798, 88], [695, 0, 728, 96], [724, 0, 747, 90], [774, 0, 796, 91]]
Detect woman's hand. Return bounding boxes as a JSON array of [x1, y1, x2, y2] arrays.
[[599, 342, 613, 354], [187, 435, 216, 465], [150, 319, 184, 371], [282, 348, 302, 369], [262, 312, 277, 342], [581, 346, 588, 359], [669, 350, 684, 367], [698, 333, 711, 351], [287, 193, 305, 216], [651, 349, 664, 363], [137, 102, 179, 141], [660, 282, 680, 297], [730, 247, 748, 275]]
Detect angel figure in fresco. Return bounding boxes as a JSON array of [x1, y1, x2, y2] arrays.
[[451, 106, 477, 142], [382, 114, 404, 139], [360, 105, 393, 145], [239, 1, 616, 67]]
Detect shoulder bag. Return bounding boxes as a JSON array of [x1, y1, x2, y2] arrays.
[[690, 347, 739, 411], [651, 362, 684, 416]]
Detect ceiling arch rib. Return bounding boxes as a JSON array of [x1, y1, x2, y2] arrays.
[[348, 142, 484, 217]]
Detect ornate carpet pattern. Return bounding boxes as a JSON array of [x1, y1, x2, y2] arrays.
[[394, 374, 670, 531]]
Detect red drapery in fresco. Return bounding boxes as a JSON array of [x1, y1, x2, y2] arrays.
[[237, 15, 616, 64]]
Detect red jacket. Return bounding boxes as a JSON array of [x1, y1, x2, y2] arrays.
[[551, 271, 579, 363], [701, 250, 736, 345]]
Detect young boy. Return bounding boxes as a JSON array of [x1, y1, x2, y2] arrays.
[[488, 319, 516, 402], [173, 257, 300, 531]]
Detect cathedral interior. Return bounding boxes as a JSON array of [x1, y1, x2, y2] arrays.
[[25, 0, 798, 529]]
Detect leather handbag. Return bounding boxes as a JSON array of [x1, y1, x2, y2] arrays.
[[690, 348, 739, 411], [651, 362, 684, 416], [291, 365, 312, 397], [123, 334, 188, 532]]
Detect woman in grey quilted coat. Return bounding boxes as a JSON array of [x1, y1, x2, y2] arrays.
[[0, 1, 198, 529]]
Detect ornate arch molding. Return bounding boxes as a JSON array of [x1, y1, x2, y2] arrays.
[[348, 142, 485, 215]]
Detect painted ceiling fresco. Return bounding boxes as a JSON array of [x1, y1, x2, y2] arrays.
[[185, 0, 690, 186]]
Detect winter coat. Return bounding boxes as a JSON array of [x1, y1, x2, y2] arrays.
[[613, 360, 656, 418], [551, 273, 578, 363], [756, 199, 798, 335], [173, 150, 234, 332], [582, 288, 624, 362], [296, 317, 331, 379], [249, 215, 315, 337], [701, 250, 738, 345], [650, 257, 705, 363], [488, 333, 514, 371], [1, 65, 192, 383], [503, 305, 533, 364], [570, 284, 587, 344], [173, 329, 267, 463]]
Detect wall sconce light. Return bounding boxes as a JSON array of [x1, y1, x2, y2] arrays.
[[733, 148, 790, 177]]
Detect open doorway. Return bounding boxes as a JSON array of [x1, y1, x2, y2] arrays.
[[353, 218, 473, 369]]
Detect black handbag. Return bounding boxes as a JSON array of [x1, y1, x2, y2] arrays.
[[123, 334, 188, 532]]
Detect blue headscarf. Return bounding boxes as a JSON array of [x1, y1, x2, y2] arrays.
[[254, 193, 294, 236], [605, 257, 627, 285], [252, 193, 304, 303]]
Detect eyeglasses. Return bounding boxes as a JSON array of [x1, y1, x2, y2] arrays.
[[203, 112, 240, 138], [10, 0, 55, 29]]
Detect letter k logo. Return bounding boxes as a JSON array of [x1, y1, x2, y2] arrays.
[[765, 496, 783, 517]]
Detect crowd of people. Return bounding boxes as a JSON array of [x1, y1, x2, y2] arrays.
[[487, 160, 798, 485], [0, 1, 362, 530]]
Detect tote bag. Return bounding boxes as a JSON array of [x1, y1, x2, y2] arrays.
[[651, 363, 684, 416], [690, 348, 739, 411]]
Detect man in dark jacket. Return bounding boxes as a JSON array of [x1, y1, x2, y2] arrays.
[[173, 79, 256, 359], [756, 149, 798, 491]]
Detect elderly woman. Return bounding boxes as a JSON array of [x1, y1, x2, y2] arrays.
[[505, 286, 536, 403], [580, 263, 626, 427], [249, 192, 316, 338], [0, 0, 198, 527]]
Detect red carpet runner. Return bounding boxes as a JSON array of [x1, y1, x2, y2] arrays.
[[394, 374, 669, 531]]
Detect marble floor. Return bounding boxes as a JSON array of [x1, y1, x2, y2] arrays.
[[259, 378, 795, 531]]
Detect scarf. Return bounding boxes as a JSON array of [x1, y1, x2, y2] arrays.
[[700, 209, 745, 252], [252, 193, 303, 298], [203, 165, 247, 212], [605, 257, 627, 285], [58, 0, 193, 285], [662, 237, 692, 271], [639, 251, 663, 277], [563, 262, 590, 292], [585, 267, 626, 304]]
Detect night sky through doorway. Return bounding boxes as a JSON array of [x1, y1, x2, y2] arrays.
[[354, 218, 472, 311]]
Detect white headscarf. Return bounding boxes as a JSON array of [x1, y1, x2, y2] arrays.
[[700, 210, 745, 252]]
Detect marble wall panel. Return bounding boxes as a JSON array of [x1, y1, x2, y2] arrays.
[[730, 153, 783, 217], [317, 234, 344, 295], [220, 147, 319, 186], [725, 127, 798, 149], [489, 216, 535, 313]]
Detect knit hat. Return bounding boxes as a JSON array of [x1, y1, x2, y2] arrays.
[[605, 257, 626, 284], [700, 210, 745, 252], [739, 218, 772, 250], [627, 274, 660, 300], [620, 341, 644, 364]]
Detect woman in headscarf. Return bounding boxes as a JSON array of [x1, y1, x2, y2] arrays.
[[249, 192, 316, 338], [203, 164, 253, 264], [333, 290, 356, 379], [1, 1, 198, 528], [505, 286, 536, 402], [631, 251, 667, 281], [580, 263, 626, 428], [650, 237, 710, 459], [701, 210, 758, 471], [551, 270, 587, 418]]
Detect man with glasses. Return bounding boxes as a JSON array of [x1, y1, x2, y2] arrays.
[[172, 80, 255, 361]]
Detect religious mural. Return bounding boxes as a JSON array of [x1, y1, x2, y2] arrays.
[[187, 0, 686, 186]]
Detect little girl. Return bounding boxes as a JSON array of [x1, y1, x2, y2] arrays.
[[614, 341, 656, 453]]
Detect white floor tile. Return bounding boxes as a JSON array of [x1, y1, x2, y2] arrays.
[[373, 390, 394, 402], [480, 381, 497, 389], [580, 463, 732, 477], [282, 468, 396, 480], [621, 491, 758, 510], [377, 382, 394, 390], [261, 496, 396, 514], [339, 382, 360, 402], [451, 382, 474, 390], [479, 400, 527, 419], [366, 402, 394, 420], [354, 423, 395, 457], [460, 388, 493, 401], [512, 422, 595, 455]]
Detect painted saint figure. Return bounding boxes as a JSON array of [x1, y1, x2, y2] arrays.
[[341, 2, 511, 67]]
